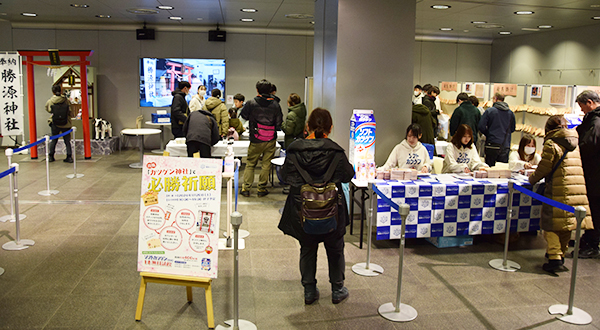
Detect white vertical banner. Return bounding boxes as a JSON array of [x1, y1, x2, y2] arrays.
[[143, 58, 157, 105], [0, 54, 23, 136], [138, 155, 223, 278]]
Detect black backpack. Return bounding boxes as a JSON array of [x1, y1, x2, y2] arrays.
[[51, 101, 69, 126]]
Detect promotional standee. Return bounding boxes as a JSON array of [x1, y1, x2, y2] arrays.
[[349, 109, 376, 181], [138, 155, 222, 278]]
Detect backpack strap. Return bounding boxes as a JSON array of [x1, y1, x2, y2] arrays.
[[290, 152, 342, 185]]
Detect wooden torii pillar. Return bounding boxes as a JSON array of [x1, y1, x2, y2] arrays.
[[18, 50, 94, 159]]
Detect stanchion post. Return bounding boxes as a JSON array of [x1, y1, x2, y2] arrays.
[[548, 206, 592, 325], [489, 180, 521, 272], [352, 182, 384, 276], [67, 127, 84, 179], [216, 211, 257, 330], [378, 203, 417, 322], [0, 148, 26, 223], [38, 136, 59, 196], [2, 163, 35, 251]]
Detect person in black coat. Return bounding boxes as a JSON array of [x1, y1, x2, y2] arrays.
[[421, 85, 440, 138], [170, 81, 191, 138], [182, 109, 220, 157], [278, 108, 355, 305]]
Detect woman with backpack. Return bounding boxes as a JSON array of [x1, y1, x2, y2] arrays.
[[278, 108, 355, 305]]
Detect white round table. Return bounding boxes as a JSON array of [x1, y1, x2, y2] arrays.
[[145, 121, 171, 154], [121, 128, 161, 168]]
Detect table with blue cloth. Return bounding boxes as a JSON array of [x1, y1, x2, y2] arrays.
[[374, 176, 542, 240]]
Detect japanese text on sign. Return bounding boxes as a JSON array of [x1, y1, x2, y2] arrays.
[[0, 54, 23, 136]]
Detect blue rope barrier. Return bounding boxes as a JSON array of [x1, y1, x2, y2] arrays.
[[0, 167, 16, 180], [234, 163, 239, 211], [372, 184, 401, 212], [50, 128, 74, 140], [13, 137, 46, 153], [513, 183, 575, 214]]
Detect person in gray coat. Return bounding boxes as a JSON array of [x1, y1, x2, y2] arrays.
[[183, 109, 220, 158]]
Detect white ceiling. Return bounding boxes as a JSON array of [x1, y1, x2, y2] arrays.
[[2, 0, 600, 41]]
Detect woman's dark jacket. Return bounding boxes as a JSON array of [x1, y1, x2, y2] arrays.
[[278, 138, 355, 241]]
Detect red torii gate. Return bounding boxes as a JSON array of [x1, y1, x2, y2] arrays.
[[18, 50, 94, 159]]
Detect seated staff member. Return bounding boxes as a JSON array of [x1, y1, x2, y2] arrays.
[[442, 124, 488, 173], [380, 124, 431, 173], [509, 134, 541, 172]]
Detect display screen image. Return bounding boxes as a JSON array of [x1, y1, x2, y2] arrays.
[[139, 58, 226, 107]]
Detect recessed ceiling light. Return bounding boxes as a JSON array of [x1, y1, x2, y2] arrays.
[[593, 16, 600, 20], [21, 12, 37, 17], [471, 21, 487, 24], [431, 5, 450, 9], [70, 4, 89, 8], [126, 8, 159, 15], [499, 31, 512, 35], [196, 18, 203, 21], [521, 28, 540, 31], [285, 14, 313, 19], [538, 25, 552, 29], [241, 8, 257, 13], [157, 6, 173, 10], [439, 27, 453, 31], [309, 21, 315, 25], [169, 16, 182, 20], [240, 18, 254, 22], [591, 4, 600, 7], [515, 11, 534, 15], [0, 13, 7, 16], [95, 14, 110, 18], [474, 23, 503, 29], [463, 29, 469, 32]]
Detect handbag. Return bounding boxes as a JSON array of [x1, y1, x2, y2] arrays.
[[536, 150, 568, 195]]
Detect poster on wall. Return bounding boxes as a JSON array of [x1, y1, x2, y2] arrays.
[[474, 83, 485, 98], [138, 155, 223, 278], [530, 85, 542, 99], [0, 54, 24, 136], [493, 83, 518, 97], [463, 82, 473, 93], [550, 86, 567, 105], [441, 81, 457, 92]]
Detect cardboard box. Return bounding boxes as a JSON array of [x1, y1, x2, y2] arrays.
[[151, 113, 170, 124], [426, 235, 473, 248]]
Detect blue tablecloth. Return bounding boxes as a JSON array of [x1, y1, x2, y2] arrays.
[[375, 177, 541, 240]]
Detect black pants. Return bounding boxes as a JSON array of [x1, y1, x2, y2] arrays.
[[186, 141, 211, 158], [484, 144, 509, 167], [300, 232, 345, 291], [49, 124, 72, 157], [581, 195, 600, 249], [172, 126, 184, 138]]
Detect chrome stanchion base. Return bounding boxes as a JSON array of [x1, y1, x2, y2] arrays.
[[378, 302, 418, 322], [66, 174, 84, 179], [129, 163, 143, 169], [38, 190, 59, 196], [488, 259, 521, 272], [549, 304, 592, 325], [216, 319, 257, 330], [3, 239, 35, 251], [0, 267, 4, 276], [218, 238, 245, 250], [223, 229, 250, 239], [352, 262, 384, 276], [0, 214, 26, 223]]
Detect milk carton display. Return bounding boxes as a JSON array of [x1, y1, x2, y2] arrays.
[[349, 109, 376, 180]]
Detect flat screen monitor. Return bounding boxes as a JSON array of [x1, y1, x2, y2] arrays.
[[139, 58, 225, 107]]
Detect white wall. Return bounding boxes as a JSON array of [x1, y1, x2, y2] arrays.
[[8, 27, 313, 149]]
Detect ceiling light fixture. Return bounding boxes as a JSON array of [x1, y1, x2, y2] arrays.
[[21, 12, 37, 17], [591, 4, 600, 7], [157, 6, 173, 10], [521, 28, 540, 31], [309, 21, 315, 25], [471, 21, 487, 24], [593, 16, 600, 20], [95, 14, 111, 18], [431, 5, 450, 9], [70, 4, 89, 8], [240, 18, 254, 22], [514, 11, 534, 15], [241, 8, 257, 13], [126, 8, 159, 15], [439, 27, 453, 31], [169, 16, 182, 20], [285, 14, 313, 19], [498, 31, 512, 35], [538, 25, 552, 29], [196, 18, 203, 20]]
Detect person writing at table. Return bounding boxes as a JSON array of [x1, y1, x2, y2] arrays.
[[442, 124, 488, 173], [509, 134, 541, 172], [380, 123, 431, 173]]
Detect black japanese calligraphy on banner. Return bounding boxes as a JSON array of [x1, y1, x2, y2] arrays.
[[0, 54, 23, 136]]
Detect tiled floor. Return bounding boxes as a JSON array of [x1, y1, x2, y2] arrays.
[[0, 149, 599, 329]]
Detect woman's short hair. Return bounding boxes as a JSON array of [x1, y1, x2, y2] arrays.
[[307, 108, 332, 138], [288, 93, 301, 106], [545, 115, 568, 134], [518, 134, 536, 162], [405, 123, 422, 139], [450, 124, 473, 149], [211, 89, 221, 98], [468, 95, 479, 107]]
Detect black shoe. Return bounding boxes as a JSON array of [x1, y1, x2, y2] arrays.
[[48, 155, 55, 162], [64, 157, 73, 163], [257, 190, 269, 197], [332, 287, 349, 304], [543, 259, 569, 273], [544, 253, 565, 264], [304, 287, 319, 305], [579, 248, 600, 259], [240, 190, 250, 197]]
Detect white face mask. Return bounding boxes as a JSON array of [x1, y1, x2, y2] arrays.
[[414, 91, 420, 96], [199, 90, 206, 97], [524, 146, 536, 155]]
